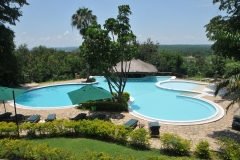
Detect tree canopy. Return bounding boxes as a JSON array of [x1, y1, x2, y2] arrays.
[[205, 0, 240, 60], [80, 5, 138, 102], [0, 0, 28, 86], [206, 0, 240, 110], [0, 0, 29, 25]]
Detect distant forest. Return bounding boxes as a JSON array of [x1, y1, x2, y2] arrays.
[[55, 45, 213, 57], [159, 45, 213, 57]]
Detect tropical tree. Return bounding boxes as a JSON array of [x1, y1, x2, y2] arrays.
[[205, 0, 240, 60], [206, 0, 240, 110], [71, 7, 97, 81], [0, 0, 28, 86], [80, 5, 138, 102], [71, 7, 97, 36]]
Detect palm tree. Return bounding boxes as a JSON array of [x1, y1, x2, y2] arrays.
[[214, 73, 240, 111], [71, 7, 97, 81], [71, 7, 97, 36]]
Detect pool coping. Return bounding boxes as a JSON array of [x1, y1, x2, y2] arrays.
[[128, 79, 225, 125]]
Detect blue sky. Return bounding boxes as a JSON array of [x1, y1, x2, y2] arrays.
[[10, 0, 222, 48]]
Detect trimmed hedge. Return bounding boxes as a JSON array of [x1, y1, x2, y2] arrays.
[[1, 119, 149, 148], [79, 101, 128, 111]]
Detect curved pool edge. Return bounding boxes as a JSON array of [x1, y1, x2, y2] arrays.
[[8, 81, 99, 110], [128, 96, 224, 125], [128, 79, 225, 125]]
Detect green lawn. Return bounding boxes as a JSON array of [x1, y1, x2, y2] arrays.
[[30, 137, 199, 159]]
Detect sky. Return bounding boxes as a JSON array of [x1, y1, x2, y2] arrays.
[[9, 0, 223, 48]]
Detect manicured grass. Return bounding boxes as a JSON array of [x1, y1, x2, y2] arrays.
[[30, 137, 198, 159]]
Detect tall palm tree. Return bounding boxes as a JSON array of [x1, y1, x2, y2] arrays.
[[214, 73, 240, 111], [71, 7, 97, 81], [71, 7, 97, 36]]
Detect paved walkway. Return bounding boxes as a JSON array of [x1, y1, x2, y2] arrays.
[[1, 79, 240, 151]]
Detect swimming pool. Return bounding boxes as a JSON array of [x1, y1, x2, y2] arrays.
[[15, 76, 224, 125]]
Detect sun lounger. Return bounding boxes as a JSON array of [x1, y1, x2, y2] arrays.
[[232, 115, 240, 130], [25, 114, 41, 123], [0, 112, 12, 120], [45, 114, 56, 122], [0, 114, 24, 123], [124, 119, 138, 128], [148, 122, 160, 136], [233, 115, 240, 122], [69, 113, 86, 121]]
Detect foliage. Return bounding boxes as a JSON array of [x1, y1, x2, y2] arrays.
[[80, 100, 128, 111], [0, 138, 76, 160], [71, 7, 97, 81], [136, 38, 159, 62], [87, 77, 96, 82], [214, 73, 240, 111], [160, 133, 191, 156], [211, 55, 226, 76], [112, 92, 130, 102], [80, 5, 138, 102], [129, 128, 150, 149], [0, 25, 20, 86], [19, 119, 133, 145], [225, 62, 240, 78], [216, 137, 240, 160], [205, 0, 240, 60], [15, 45, 85, 83], [0, 0, 28, 86], [71, 7, 97, 36], [159, 45, 212, 57], [0, 122, 17, 137], [0, 0, 29, 25], [194, 140, 211, 159]]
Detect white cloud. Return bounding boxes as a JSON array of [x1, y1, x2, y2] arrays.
[[45, 37, 51, 40], [64, 31, 69, 35], [57, 35, 62, 39], [21, 32, 27, 35]]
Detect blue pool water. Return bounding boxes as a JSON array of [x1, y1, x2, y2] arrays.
[[16, 76, 217, 121], [160, 81, 198, 90]]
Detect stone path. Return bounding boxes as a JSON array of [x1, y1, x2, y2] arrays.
[[1, 79, 239, 151]]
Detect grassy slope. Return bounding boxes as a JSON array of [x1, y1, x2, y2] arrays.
[[30, 137, 198, 159]]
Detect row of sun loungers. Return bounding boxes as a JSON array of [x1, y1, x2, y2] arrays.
[[0, 112, 52, 123], [0, 112, 106, 123]]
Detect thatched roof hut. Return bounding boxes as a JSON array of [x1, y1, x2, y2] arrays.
[[113, 59, 157, 73]]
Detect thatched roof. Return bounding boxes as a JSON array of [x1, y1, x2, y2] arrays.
[[113, 59, 157, 73]]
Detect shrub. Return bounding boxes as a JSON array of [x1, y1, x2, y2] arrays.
[[160, 133, 191, 156], [80, 100, 128, 111], [122, 92, 130, 102], [216, 137, 240, 160], [86, 77, 96, 82], [0, 138, 77, 160], [112, 92, 130, 102], [194, 140, 211, 159], [0, 122, 17, 137], [129, 128, 150, 149]]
